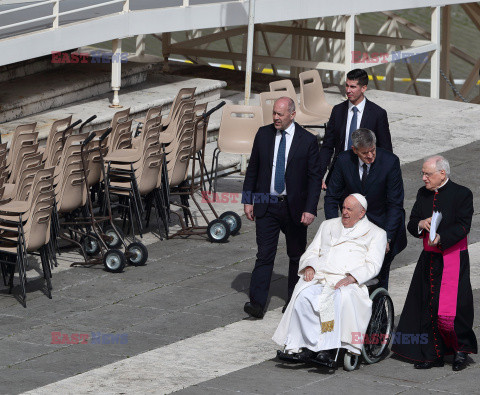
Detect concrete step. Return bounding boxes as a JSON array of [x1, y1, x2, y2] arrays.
[[0, 54, 64, 84], [0, 72, 227, 144], [0, 62, 151, 123]]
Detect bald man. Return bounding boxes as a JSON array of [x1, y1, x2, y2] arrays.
[[242, 96, 322, 319], [274, 194, 387, 364]]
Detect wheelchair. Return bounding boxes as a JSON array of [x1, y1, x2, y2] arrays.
[[335, 278, 394, 371], [278, 278, 394, 371]]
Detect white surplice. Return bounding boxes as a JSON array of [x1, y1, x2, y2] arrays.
[[272, 217, 387, 354]]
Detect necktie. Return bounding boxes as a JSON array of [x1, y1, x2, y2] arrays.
[[361, 163, 368, 189], [274, 130, 286, 194], [347, 106, 358, 149]]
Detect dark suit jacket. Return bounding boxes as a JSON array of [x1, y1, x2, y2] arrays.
[[242, 122, 322, 224], [324, 148, 407, 256], [319, 98, 392, 182]]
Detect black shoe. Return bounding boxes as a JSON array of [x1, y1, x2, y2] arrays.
[[309, 350, 336, 368], [277, 348, 315, 363], [414, 358, 444, 369], [452, 351, 468, 371], [244, 302, 264, 319]]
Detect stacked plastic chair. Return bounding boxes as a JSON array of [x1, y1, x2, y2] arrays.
[[0, 167, 55, 307]]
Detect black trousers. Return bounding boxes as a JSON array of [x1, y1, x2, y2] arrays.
[[249, 199, 307, 309], [378, 250, 394, 290]]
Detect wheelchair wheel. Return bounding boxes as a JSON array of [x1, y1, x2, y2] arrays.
[[361, 288, 394, 364], [343, 351, 360, 371]]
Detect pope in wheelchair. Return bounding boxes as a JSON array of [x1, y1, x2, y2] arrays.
[[273, 194, 393, 369]]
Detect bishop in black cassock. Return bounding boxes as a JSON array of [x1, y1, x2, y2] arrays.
[[392, 156, 477, 371]]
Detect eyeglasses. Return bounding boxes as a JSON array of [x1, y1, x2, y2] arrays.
[[420, 170, 440, 178]]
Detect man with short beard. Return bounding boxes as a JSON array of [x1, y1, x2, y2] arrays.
[[273, 194, 386, 365]]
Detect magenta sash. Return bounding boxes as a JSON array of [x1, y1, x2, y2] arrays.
[[423, 236, 467, 351], [423, 236, 467, 317]]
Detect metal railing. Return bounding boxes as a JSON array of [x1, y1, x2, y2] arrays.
[[0, 0, 241, 37]]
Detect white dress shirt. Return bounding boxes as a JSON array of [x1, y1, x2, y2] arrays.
[[344, 97, 366, 150], [270, 121, 295, 196], [358, 158, 371, 180]]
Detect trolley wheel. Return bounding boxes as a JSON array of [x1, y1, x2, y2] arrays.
[[81, 232, 101, 256], [126, 242, 148, 266], [361, 288, 394, 364], [207, 219, 230, 243], [343, 351, 360, 371], [103, 226, 124, 249], [219, 211, 242, 236], [103, 249, 126, 273]]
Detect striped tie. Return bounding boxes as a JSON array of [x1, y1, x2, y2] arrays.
[[347, 106, 358, 149], [274, 130, 286, 194]]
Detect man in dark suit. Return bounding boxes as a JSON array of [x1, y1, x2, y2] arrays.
[[319, 69, 392, 189], [242, 96, 322, 318], [324, 128, 406, 289]]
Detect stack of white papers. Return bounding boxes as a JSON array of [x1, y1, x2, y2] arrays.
[[430, 211, 442, 242]]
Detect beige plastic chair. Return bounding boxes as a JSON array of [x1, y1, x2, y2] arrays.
[[107, 137, 161, 236], [132, 116, 162, 148], [0, 168, 55, 305], [41, 116, 72, 163], [299, 69, 333, 123], [110, 108, 130, 131], [168, 146, 192, 188], [8, 143, 39, 184], [161, 100, 195, 146], [6, 123, 37, 170], [55, 161, 88, 214], [4, 163, 44, 202], [162, 88, 195, 129], [107, 119, 133, 153], [3, 153, 43, 200], [210, 104, 263, 197], [134, 105, 163, 135], [268, 80, 329, 126]]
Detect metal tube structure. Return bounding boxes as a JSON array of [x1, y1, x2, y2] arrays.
[[430, 6, 441, 99], [111, 38, 123, 108], [242, 0, 255, 174]]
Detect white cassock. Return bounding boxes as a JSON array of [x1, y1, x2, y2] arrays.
[[272, 216, 387, 355]]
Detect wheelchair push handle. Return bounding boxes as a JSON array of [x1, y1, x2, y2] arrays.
[[203, 101, 226, 120], [79, 115, 97, 132]]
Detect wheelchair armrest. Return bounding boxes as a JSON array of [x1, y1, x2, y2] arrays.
[[364, 278, 379, 287]]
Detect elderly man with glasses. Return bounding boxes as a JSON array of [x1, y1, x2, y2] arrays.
[[392, 155, 477, 371], [324, 128, 407, 290]]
